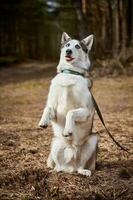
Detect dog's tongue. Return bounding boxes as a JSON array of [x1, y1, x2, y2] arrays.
[[65, 56, 74, 62]]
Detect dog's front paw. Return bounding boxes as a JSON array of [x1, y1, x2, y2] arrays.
[[78, 169, 92, 177], [63, 129, 73, 137], [63, 126, 74, 137], [38, 120, 48, 129]]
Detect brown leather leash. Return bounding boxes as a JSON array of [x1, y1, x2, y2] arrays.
[[91, 92, 129, 153]]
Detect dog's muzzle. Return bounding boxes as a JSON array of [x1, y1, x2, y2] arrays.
[[65, 49, 74, 62]]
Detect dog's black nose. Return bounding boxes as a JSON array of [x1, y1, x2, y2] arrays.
[[66, 49, 72, 55]]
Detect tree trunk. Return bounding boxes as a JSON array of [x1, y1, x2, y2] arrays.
[[127, 0, 133, 46], [108, 0, 113, 51], [73, 0, 88, 39], [111, 0, 119, 57]]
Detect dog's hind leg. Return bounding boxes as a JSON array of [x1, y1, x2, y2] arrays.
[[77, 134, 98, 176], [85, 147, 98, 171], [47, 152, 55, 169]]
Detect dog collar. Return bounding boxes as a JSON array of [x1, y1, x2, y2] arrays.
[[61, 69, 84, 77]]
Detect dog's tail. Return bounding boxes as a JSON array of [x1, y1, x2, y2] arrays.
[[91, 92, 130, 153]]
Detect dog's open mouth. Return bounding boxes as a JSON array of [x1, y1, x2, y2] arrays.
[[65, 56, 74, 62]]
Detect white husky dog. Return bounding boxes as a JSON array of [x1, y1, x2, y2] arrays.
[[39, 32, 98, 176]]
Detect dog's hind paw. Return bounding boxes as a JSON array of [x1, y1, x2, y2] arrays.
[[54, 166, 62, 172], [78, 169, 92, 176]]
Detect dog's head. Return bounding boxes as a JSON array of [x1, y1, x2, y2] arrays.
[[57, 32, 94, 73]]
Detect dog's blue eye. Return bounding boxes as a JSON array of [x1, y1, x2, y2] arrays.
[[75, 44, 81, 49], [66, 43, 70, 47]]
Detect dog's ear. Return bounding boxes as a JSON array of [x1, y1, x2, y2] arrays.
[[61, 32, 71, 45], [82, 35, 94, 51]]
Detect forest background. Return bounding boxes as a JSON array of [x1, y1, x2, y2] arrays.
[[0, 0, 133, 75]]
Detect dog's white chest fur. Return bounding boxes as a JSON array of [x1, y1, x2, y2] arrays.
[[51, 73, 93, 114]]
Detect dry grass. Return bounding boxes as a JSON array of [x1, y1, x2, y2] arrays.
[[0, 62, 133, 200]]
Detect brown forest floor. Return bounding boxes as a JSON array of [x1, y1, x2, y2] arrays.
[[0, 62, 133, 200]]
